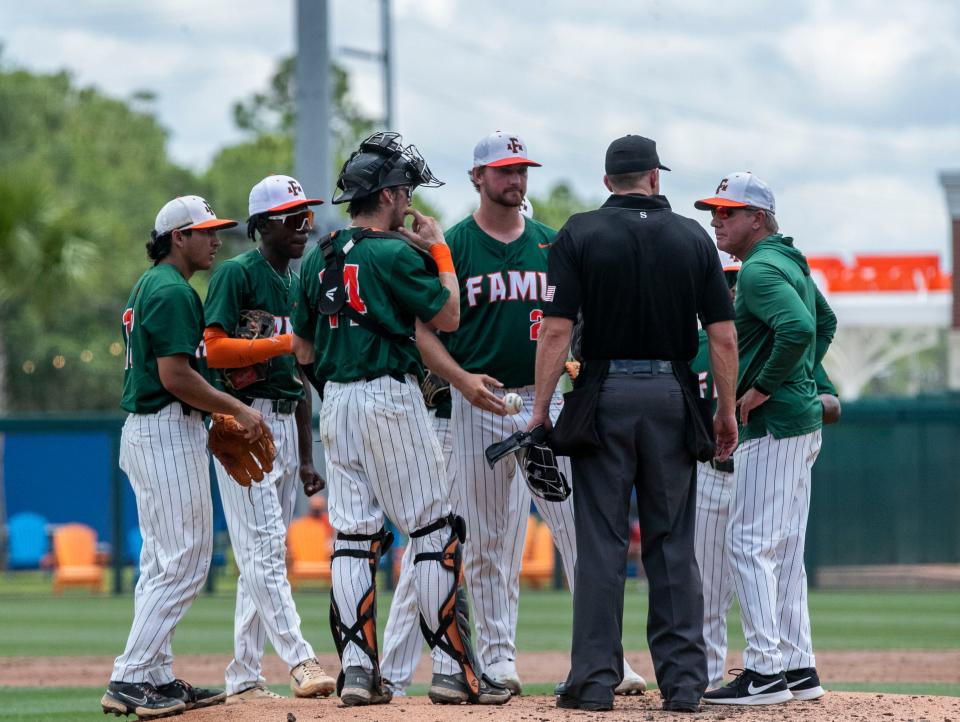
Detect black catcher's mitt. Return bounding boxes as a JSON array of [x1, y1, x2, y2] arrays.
[[484, 424, 570, 502], [223, 309, 275, 391], [420, 371, 451, 409]]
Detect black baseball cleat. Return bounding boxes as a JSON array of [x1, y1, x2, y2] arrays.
[[785, 667, 826, 700], [100, 681, 186, 719], [428, 672, 512, 705], [155, 679, 227, 710], [702, 668, 793, 705], [339, 666, 392, 706]]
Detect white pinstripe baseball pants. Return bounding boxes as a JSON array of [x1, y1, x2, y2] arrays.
[[321, 375, 459, 676], [450, 386, 576, 667], [214, 398, 314, 694], [112, 403, 212, 685], [728, 430, 822, 675], [694, 461, 735, 689]]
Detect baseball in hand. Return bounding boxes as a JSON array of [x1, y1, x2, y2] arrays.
[[504, 392, 524, 415]]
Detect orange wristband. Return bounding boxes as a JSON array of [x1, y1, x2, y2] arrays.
[[429, 244, 455, 275]]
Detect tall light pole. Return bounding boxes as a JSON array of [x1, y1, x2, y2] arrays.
[[295, 0, 336, 233]]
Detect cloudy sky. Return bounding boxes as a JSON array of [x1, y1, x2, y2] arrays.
[[4, 0, 959, 261]]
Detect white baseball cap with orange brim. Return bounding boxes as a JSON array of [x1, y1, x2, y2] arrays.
[[695, 171, 775, 214], [473, 131, 542, 168], [154, 196, 237, 235], [248, 174, 324, 218]]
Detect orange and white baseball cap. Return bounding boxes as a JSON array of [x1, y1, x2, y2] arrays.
[[248, 174, 324, 218], [695, 171, 775, 213], [154, 196, 237, 235], [473, 131, 542, 168]]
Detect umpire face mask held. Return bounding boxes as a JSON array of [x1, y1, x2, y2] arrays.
[[332, 131, 444, 204]]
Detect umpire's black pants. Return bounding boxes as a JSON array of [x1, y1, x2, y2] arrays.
[[564, 372, 707, 707]]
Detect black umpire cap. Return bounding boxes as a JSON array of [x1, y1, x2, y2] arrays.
[[605, 135, 671, 174]]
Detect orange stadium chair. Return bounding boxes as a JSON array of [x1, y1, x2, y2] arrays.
[[520, 515, 555, 588], [286, 516, 333, 589], [51, 523, 105, 593]]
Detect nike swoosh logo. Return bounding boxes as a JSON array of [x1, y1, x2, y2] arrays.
[[118, 692, 148, 705], [787, 676, 811, 688], [538, 243, 551, 249], [747, 679, 782, 695]]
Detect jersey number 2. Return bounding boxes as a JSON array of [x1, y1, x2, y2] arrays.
[[529, 309, 543, 341]]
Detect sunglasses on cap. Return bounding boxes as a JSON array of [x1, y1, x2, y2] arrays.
[[269, 209, 314, 232], [710, 206, 760, 221]]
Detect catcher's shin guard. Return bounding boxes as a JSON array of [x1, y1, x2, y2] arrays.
[[329, 527, 394, 696], [412, 514, 503, 702]]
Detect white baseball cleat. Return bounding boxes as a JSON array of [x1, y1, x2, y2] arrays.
[[485, 659, 522, 696], [616, 660, 647, 695]]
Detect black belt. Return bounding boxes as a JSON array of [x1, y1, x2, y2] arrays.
[[710, 458, 734, 473], [239, 397, 298, 414], [606, 359, 674, 375]]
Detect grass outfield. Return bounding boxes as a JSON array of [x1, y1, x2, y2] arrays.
[[1, 683, 959, 722], [1, 572, 958, 655]]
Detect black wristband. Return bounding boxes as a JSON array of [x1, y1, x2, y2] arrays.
[[753, 382, 772, 396]]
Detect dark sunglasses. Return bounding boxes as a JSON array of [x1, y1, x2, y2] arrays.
[[269, 209, 314, 232], [710, 206, 759, 221]]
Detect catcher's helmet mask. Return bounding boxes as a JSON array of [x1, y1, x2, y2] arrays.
[[332, 131, 443, 204]]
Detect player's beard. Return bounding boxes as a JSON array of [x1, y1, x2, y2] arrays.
[[484, 185, 524, 209]]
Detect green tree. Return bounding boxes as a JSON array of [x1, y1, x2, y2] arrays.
[[204, 56, 443, 224], [527, 181, 596, 230], [0, 62, 198, 411]]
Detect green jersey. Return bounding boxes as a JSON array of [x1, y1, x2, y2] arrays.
[[735, 234, 837, 441], [442, 216, 556, 388], [204, 248, 304, 400], [692, 328, 838, 412], [120, 263, 204, 414], [292, 229, 449, 383]]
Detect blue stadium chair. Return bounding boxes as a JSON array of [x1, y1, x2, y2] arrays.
[[6, 512, 50, 570]]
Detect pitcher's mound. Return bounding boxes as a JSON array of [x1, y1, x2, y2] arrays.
[[185, 691, 960, 721]]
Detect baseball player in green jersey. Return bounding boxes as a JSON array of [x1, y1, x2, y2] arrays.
[[203, 175, 335, 703], [103, 196, 269, 719], [692, 261, 840, 692], [696, 173, 837, 706], [292, 132, 511, 707], [407, 131, 645, 696]]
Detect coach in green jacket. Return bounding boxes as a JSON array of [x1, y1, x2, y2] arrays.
[[694, 172, 837, 706]]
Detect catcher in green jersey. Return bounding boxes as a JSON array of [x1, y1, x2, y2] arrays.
[[203, 174, 335, 703], [292, 131, 511, 707], [390, 131, 646, 696], [103, 196, 267, 719]]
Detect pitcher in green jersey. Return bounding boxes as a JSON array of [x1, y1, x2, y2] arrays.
[[103, 196, 267, 719]]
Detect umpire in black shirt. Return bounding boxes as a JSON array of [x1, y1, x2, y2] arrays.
[[528, 136, 739, 713]]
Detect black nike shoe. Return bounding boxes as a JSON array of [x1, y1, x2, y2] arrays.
[[785, 667, 825, 700], [155, 679, 227, 709], [701, 668, 793, 706], [100, 681, 186, 718]]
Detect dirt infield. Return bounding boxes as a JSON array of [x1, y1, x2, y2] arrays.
[[147, 692, 960, 722], [3, 650, 958, 688]]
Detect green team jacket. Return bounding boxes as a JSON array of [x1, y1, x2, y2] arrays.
[[693, 329, 837, 406], [734, 234, 836, 441]]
